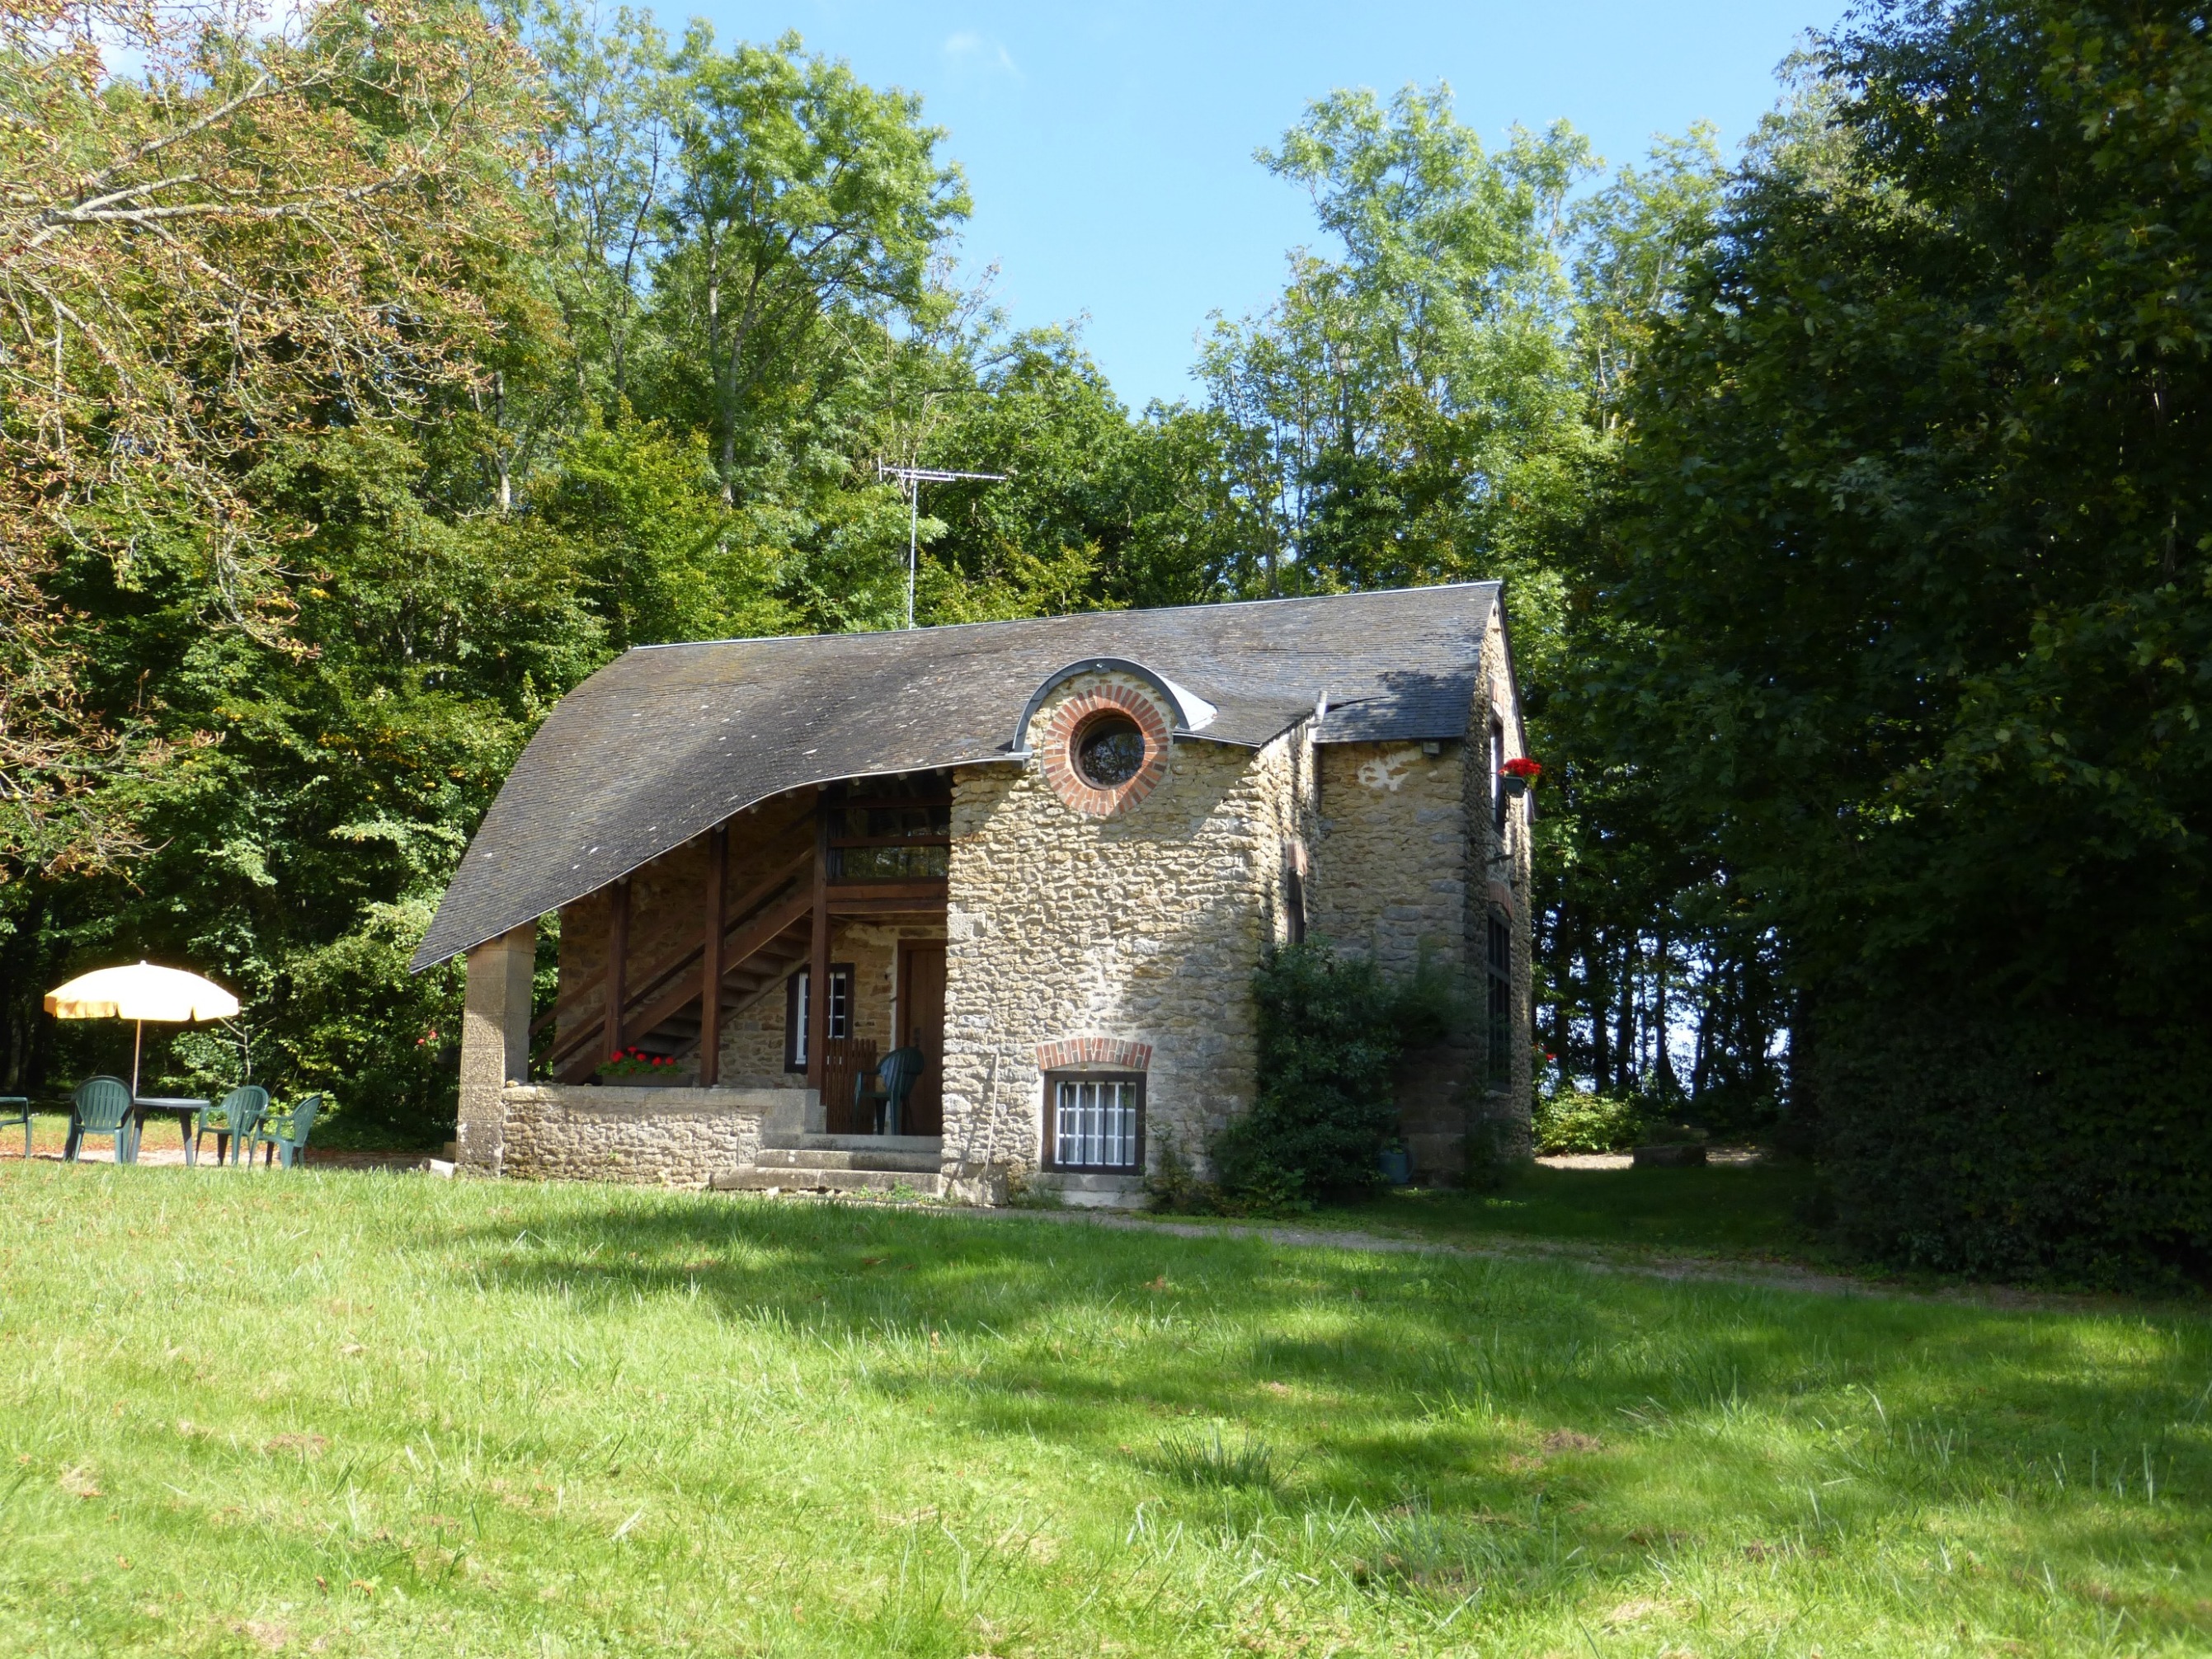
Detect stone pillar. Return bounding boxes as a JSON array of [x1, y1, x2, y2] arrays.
[[458, 921, 536, 1174]]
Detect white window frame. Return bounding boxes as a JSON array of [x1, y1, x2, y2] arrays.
[[1044, 1072, 1145, 1173]]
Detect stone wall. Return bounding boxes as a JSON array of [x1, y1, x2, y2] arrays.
[[1477, 604, 1536, 1160], [1295, 596, 1538, 1181], [497, 1083, 792, 1187], [1309, 740, 1472, 975], [458, 923, 534, 1173], [939, 670, 1311, 1191]]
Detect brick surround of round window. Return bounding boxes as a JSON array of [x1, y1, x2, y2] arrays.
[[1038, 685, 1172, 817]]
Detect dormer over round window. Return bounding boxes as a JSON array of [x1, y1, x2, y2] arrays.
[[1075, 711, 1146, 788], [1033, 673, 1174, 818]]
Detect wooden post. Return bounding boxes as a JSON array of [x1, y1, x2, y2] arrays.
[[602, 877, 629, 1064], [806, 790, 831, 1093], [699, 825, 727, 1086]]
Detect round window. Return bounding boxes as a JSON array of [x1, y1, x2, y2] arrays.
[[1074, 712, 1146, 788]]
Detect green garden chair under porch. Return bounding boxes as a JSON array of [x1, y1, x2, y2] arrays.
[[252, 1093, 322, 1168], [854, 1048, 925, 1137], [67, 1076, 137, 1163], [194, 1085, 268, 1168], [0, 1097, 29, 1158]]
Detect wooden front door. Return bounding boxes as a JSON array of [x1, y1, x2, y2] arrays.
[[897, 942, 947, 1136]]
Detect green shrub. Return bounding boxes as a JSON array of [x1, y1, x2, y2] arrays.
[[1814, 1003, 2212, 1288], [1209, 942, 1459, 1208], [1532, 1090, 1642, 1154]]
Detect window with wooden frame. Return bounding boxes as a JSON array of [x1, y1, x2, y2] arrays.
[[826, 774, 952, 881], [1485, 912, 1514, 1088], [1043, 1072, 1145, 1173], [785, 964, 854, 1072], [1490, 716, 1508, 837]]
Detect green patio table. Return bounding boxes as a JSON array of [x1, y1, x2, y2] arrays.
[[131, 1097, 209, 1165]]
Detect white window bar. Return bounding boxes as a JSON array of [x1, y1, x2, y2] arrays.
[[1054, 1079, 1137, 1169]]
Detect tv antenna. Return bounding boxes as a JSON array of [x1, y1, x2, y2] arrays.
[[878, 464, 1009, 629]]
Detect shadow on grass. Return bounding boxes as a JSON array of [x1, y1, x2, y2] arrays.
[[449, 1187, 2212, 1581], [1326, 1158, 1826, 1258]]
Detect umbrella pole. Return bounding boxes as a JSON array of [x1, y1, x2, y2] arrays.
[[131, 1020, 142, 1099]]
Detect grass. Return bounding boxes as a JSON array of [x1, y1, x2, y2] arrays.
[[1311, 1158, 1826, 1264], [1, 1162, 2208, 1656]]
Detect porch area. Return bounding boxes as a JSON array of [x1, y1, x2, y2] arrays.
[[462, 771, 962, 1188]]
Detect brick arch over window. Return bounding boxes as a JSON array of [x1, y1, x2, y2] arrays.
[[1038, 686, 1172, 817], [1037, 1036, 1153, 1072]]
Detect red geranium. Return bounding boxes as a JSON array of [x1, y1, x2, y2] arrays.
[[1501, 757, 1544, 781]]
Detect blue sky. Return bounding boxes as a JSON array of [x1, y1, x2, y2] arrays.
[[699, 2, 1846, 411]]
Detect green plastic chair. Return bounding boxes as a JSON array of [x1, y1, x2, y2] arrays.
[[854, 1047, 925, 1137], [195, 1085, 268, 1168], [0, 1097, 29, 1158], [252, 1093, 322, 1169], [67, 1076, 137, 1163]]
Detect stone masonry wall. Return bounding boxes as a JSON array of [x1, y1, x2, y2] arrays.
[[939, 674, 1310, 1191], [1478, 604, 1536, 1158], [1301, 601, 1538, 1181], [497, 1084, 788, 1187], [1309, 740, 1472, 977]]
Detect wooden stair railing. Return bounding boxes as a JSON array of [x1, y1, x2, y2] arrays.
[[553, 890, 817, 1083], [545, 845, 812, 1074], [534, 836, 812, 1043]]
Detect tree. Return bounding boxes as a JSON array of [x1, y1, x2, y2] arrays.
[[0, 0, 541, 878], [1198, 87, 1595, 598], [1598, 0, 2212, 1278], [655, 29, 969, 501]]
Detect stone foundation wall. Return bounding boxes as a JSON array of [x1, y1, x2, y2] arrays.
[[496, 1084, 794, 1187], [939, 678, 1312, 1188]]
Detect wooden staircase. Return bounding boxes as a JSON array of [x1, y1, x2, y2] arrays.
[[625, 919, 812, 1065], [544, 844, 814, 1083]]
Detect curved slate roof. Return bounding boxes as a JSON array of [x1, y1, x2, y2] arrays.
[[412, 583, 1501, 970]]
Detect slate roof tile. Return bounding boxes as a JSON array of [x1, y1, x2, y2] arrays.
[[413, 582, 1500, 969]]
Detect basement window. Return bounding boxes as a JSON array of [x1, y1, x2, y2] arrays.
[[1044, 1073, 1145, 1173], [785, 964, 854, 1072]]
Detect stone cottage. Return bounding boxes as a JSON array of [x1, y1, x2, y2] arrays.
[[412, 583, 1535, 1205]]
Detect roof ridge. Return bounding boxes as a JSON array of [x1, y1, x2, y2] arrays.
[[628, 580, 1504, 653]]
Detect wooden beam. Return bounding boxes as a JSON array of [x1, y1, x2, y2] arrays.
[[826, 895, 952, 915], [602, 878, 629, 1063], [823, 881, 948, 903], [807, 792, 831, 1093], [698, 825, 727, 1086]]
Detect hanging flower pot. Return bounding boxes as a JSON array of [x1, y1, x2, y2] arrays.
[[1499, 756, 1544, 797]]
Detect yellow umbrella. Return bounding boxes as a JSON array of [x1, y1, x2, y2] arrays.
[[44, 962, 240, 1097]]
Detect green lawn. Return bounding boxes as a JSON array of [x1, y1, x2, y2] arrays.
[[2, 1163, 2207, 1656], [1312, 1158, 1825, 1263]]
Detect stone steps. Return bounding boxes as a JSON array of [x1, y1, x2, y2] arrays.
[[758, 1132, 942, 1156], [752, 1145, 942, 1174], [709, 1165, 944, 1197], [711, 1132, 946, 1197]]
